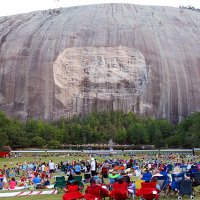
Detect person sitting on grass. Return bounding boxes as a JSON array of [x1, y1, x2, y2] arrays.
[[9, 177, 17, 190], [20, 175, 26, 183], [18, 176, 26, 187], [43, 175, 50, 186], [32, 174, 41, 186]]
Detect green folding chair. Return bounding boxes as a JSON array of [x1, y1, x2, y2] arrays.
[[73, 175, 84, 190], [54, 176, 67, 192]]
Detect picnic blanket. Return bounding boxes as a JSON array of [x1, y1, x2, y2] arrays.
[[0, 190, 57, 197]]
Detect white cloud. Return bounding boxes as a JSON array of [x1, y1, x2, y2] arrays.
[[0, 0, 199, 17]]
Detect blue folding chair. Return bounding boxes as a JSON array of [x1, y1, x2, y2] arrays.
[[156, 176, 168, 191], [171, 173, 185, 191], [167, 164, 173, 172]]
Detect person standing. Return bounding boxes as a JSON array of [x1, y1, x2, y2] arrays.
[[49, 160, 55, 177], [91, 158, 96, 176], [41, 162, 45, 172], [75, 163, 81, 175]]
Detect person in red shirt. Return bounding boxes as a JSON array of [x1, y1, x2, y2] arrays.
[[33, 170, 38, 177], [20, 176, 26, 182], [0, 170, 3, 178], [40, 171, 46, 181]]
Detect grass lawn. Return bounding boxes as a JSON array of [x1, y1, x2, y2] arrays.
[[1, 193, 193, 200], [0, 156, 197, 200], [2, 194, 63, 200], [0, 155, 128, 168], [0, 156, 80, 167]]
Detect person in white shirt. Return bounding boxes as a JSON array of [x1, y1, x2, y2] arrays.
[[41, 163, 45, 172], [49, 160, 55, 176], [90, 158, 96, 176]]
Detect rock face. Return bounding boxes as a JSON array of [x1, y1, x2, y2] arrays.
[[0, 4, 200, 122]]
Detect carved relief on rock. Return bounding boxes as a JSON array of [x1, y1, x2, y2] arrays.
[[53, 46, 149, 115]]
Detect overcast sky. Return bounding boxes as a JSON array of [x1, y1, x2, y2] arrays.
[[0, 0, 199, 17]]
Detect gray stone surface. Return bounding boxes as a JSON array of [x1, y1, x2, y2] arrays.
[[0, 4, 200, 122]]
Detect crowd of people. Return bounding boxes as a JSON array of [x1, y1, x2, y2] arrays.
[[0, 153, 199, 199]]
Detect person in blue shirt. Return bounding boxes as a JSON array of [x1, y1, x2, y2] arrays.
[[186, 165, 198, 177], [75, 163, 81, 175], [32, 174, 41, 185], [141, 169, 152, 182]]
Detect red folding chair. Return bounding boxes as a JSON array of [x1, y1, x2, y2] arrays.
[[136, 182, 159, 200], [110, 181, 129, 200], [62, 184, 83, 200], [84, 184, 102, 200]]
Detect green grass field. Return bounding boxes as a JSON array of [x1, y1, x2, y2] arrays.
[[0, 156, 197, 200], [1, 190, 193, 200], [1, 194, 192, 200]]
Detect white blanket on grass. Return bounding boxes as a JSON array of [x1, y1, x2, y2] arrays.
[[0, 190, 57, 197], [2, 184, 54, 191]]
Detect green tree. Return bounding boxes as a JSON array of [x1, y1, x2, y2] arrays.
[[0, 132, 8, 149], [0, 111, 11, 127], [128, 123, 146, 145], [116, 127, 127, 144], [48, 140, 60, 148], [154, 130, 164, 148], [31, 136, 46, 147]]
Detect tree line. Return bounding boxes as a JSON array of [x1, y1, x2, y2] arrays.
[[0, 110, 199, 149]]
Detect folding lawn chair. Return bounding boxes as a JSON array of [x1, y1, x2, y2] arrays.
[[178, 179, 194, 200], [191, 172, 200, 196], [54, 176, 67, 192], [62, 184, 84, 200], [155, 176, 169, 196], [85, 185, 100, 200], [136, 182, 159, 200], [110, 182, 129, 200], [167, 164, 173, 172], [84, 173, 91, 183], [73, 175, 84, 190], [171, 173, 185, 192]]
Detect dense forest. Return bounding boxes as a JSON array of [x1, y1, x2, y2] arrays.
[[0, 111, 200, 149]]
